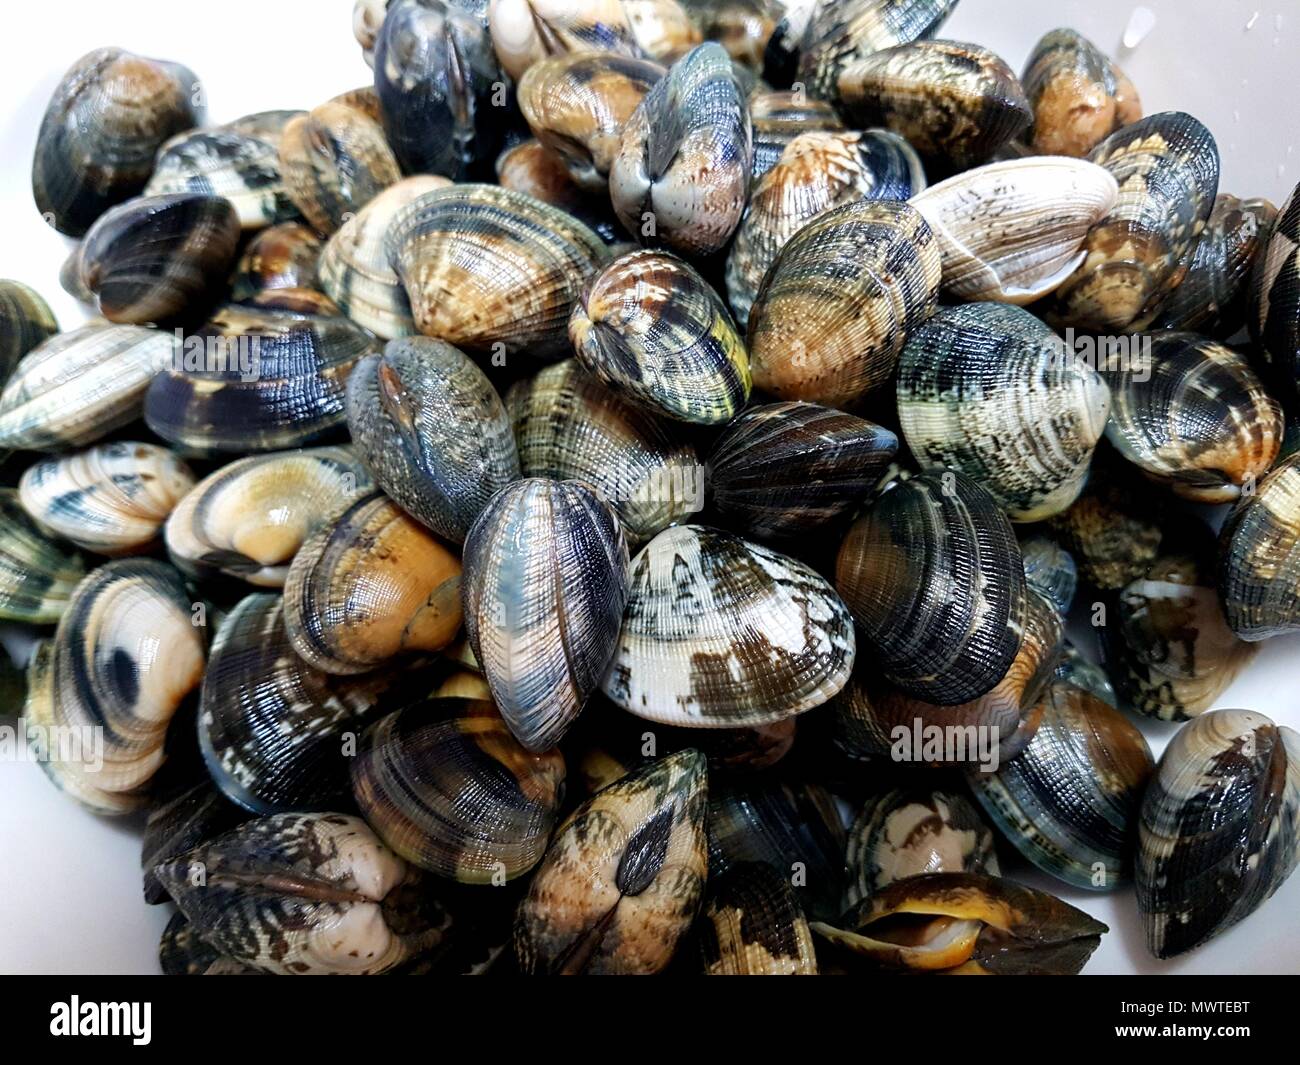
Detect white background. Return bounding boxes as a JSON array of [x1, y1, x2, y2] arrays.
[[0, 0, 1297, 974]]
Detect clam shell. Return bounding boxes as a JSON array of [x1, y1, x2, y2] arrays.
[[1020, 534, 1077, 616], [699, 0, 780, 73], [489, 0, 642, 81], [159, 911, 259, 975], [1022, 28, 1142, 157], [602, 524, 855, 726], [354, 0, 392, 67], [1250, 178, 1300, 399], [0, 280, 58, 385], [0, 489, 85, 624], [494, 139, 626, 245], [230, 222, 323, 301], [748, 89, 846, 181], [345, 336, 519, 542], [142, 780, 247, 904], [623, 0, 701, 61], [1218, 453, 1300, 641], [1054, 640, 1119, 709], [698, 861, 818, 975]]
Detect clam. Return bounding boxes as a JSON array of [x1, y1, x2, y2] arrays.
[[696, 0, 778, 72], [514, 749, 708, 975], [608, 43, 752, 256], [1137, 709, 1300, 958], [355, 0, 394, 67], [1101, 333, 1282, 503], [142, 780, 247, 904], [969, 680, 1154, 891], [837, 40, 1032, 167], [845, 788, 999, 906], [18, 442, 196, 555], [1218, 453, 1300, 640], [1053, 112, 1220, 332], [1020, 534, 1077, 617], [623, 0, 700, 60], [896, 302, 1111, 522], [0, 324, 174, 452], [1055, 640, 1119, 709], [506, 359, 701, 543], [488, 0, 642, 81], [698, 861, 818, 975], [165, 447, 374, 587], [494, 139, 626, 245], [1022, 28, 1142, 157], [32, 47, 203, 236], [0, 489, 85, 624], [159, 911, 259, 975], [1250, 178, 1300, 399], [351, 698, 566, 882], [386, 183, 608, 357], [811, 871, 1107, 974], [835, 470, 1029, 705], [283, 492, 463, 675], [154, 812, 455, 974], [144, 299, 380, 456], [463, 479, 629, 750], [0, 280, 58, 385], [602, 524, 855, 726], [706, 401, 899, 540], [24, 559, 206, 815], [230, 222, 323, 301], [909, 157, 1119, 305], [748, 89, 846, 181], [746, 198, 941, 408], [345, 336, 520, 542], [570, 250, 751, 424], [727, 130, 926, 326]]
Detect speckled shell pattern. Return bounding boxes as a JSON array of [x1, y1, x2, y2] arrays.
[[747, 197, 941, 408], [707, 401, 898, 540], [1020, 534, 1078, 616], [0, 280, 58, 384], [748, 91, 846, 181], [697, 861, 818, 975], [513, 749, 708, 975], [0, 489, 85, 624], [835, 470, 1030, 706], [1136, 709, 1300, 959], [24, 559, 206, 815], [141, 777, 250, 905], [896, 302, 1111, 522], [462, 478, 629, 751], [1218, 453, 1300, 641], [570, 250, 751, 424], [489, 0, 643, 82], [346, 336, 519, 543], [609, 43, 753, 256], [601, 524, 855, 726], [1250, 178, 1300, 398], [386, 183, 609, 357]]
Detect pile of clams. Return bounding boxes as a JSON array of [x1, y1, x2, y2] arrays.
[[4, 0, 1299, 979]]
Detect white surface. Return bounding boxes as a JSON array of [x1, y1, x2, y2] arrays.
[[0, 0, 1298, 975]]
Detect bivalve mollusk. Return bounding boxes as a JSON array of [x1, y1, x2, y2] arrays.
[[1020, 534, 1078, 617], [748, 89, 845, 181], [1249, 178, 1300, 398], [230, 222, 323, 301], [1022, 28, 1142, 157], [0, 489, 85, 624], [697, 861, 818, 975], [489, 0, 643, 81], [0, 280, 58, 385]]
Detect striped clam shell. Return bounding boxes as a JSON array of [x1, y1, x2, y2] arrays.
[[463, 479, 629, 751], [746, 198, 941, 408], [570, 249, 751, 424], [494, 139, 626, 246], [837, 40, 1032, 167], [489, 0, 643, 82], [694, 0, 777, 72], [386, 183, 609, 357], [1054, 111, 1221, 332], [345, 336, 520, 543], [1102, 333, 1282, 504], [748, 89, 846, 181], [24, 559, 206, 815], [284, 492, 463, 675], [1020, 534, 1077, 617], [835, 470, 1030, 705], [231, 222, 323, 301], [19, 442, 196, 556], [1218, 453, 1300, 641], [32, 47, 203, 237], [706, 401, 899, 540], [0, 489, 85, 624], [601, 524, 855, 727], [896, 302, 1111, 522], [514, 749, 708, 975], [351, 699, 566, 882], [506, 359, 701, 544], [609, 42, 753, 256], [0, 280, 58, 385], [1137, 709, 1300, 958], [165, 447, 374, 587], [1250, 178, 1300, 399], [0, 324, 173, 452], [698, 861, 818, 975], [968, 680, 1155, 891]]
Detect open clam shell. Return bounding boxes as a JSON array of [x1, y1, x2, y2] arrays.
[[0, 489, 85, 624], [748, 89, 845, 180], [1250, 178, 1300, 400], [489, 0, 642, 82], [231, 222, 323, 301], [0, 280, 58, 385], [698, 861, 818, 975], [1218, 452, 1300, 640]]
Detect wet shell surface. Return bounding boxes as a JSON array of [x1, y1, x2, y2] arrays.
[[0, 280, 58, 385], [346, 336, 519, 543], [748, 90, 845, 180], [570, 250, 751, 425], [494, 139, 625, 245], [1022, 28, 1142, 157], [0, 489, 85, 624], [489, 0, 642, 81], [1218, 453, 1300, 641], [463, 479, 629, 751], [1137, 709, 1300, 959], [601, 524, 855, 727], [697, 861, 818, 975], [1250, 178, 1300, 399], [230, 222, 323, 301], [142, 780, 248, 905], [896, 302, 1111, 522], [1020, 534, 1078, 617], [513, 749, 708, 974]]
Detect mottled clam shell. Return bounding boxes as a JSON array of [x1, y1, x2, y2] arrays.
[[1137, 709, 1300, 959], [696, 0, 776, 71], [1022, 28, 1142, 157], [0, 281, 58, 386], [609, 43, 752, 256], [159, 911, 261, 975], [698, 861, 817, 975], [1250, 178, 1300, 399], [165, 447, 374, 587], [910, 157, 1119, 305], [142, 780, 248, 904], [514, 749, 708, 974], [463, 479, 629, 751], [1020, 534, 1077, 616], [570, 250, 751, 424], [351, 699, 566, 882], [748, 89, 846, 180], [506, 359, 701, 543], [837, 40, 1031, 167], [32, 47, 203, 236], [489, 0, 642, 81], [624, 0, 701, 60], [707, 401, 898, 540], [494, 139, 626, 245], [345, 336, 519, 543], [835, 470, 1029, 705], [896, 303, 1111, 522], [602, 524, 855, 726], [1218, 453, 1300, 641], [284, 492, 463, 675], [746, 198, 940, 408], [230, 222, 323, 301], [0, 489, 85, 624], [386, 183, 609, 356]]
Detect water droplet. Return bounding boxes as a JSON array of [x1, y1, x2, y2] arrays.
[[1245, 10, 1260, 30], [1123, 6, 1157, 48], [1276, 13, 1286, 31]]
